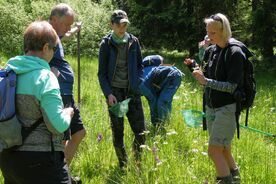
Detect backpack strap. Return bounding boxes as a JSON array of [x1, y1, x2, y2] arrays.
[[23, 117, 55, 153], [202, 47, 215, 131], [21, 117, 44, 141], [224, 44, 242, 139], [8, 117, 43, 151]]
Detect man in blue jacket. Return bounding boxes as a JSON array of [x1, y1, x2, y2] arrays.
[[49, 4, 85, 183], [98, 10, 146, 168]]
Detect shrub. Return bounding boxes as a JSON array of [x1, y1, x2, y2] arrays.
[[0, 0, 31, 56], [63, 0, 114, 57], [0, 0, 115, 57]]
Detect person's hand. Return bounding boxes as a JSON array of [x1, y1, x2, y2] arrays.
[[63, 107, 74, 118], [192, 69, 207, 85], [183, 58, 194, 65], [64, 22, 82, 39], [107, 94, 117, 106], [51, 67, 60, 77], [184, 58, 199, 72], [198, 40, 206, 47], [75, 21, 82, 32]]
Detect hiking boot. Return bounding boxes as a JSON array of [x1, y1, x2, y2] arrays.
[[71, 176, 82, 184], [216, 175, 233, 184], [231, 168, 241, 184], [114, 146, 128, 168]]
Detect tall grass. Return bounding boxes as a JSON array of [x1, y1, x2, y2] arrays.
[[0, 56, 275, 184]]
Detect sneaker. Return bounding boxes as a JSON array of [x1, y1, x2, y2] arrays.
[[71, 176, 82, 184], [232, 175, 241, 184], [231, 168, 241, 184], [216, 175, 233, 184]]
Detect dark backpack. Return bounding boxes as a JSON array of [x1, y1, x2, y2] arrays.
[[225, 39, 256, 138], [0, 69, 42, 151], [226, 38, 256, 111], [202, 39, 256, 137]]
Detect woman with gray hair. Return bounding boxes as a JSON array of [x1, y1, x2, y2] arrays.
[[185, 13, 243, 184], [0, 20, 74, 184]]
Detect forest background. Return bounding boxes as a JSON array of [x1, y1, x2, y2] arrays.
[[0, 0, 275, 64]]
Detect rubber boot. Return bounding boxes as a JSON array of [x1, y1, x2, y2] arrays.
[[114, 147, 128, 168]]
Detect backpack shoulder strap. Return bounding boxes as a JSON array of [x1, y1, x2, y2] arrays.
[[8, 117, 43, 151], [21, 117, 44, 141]]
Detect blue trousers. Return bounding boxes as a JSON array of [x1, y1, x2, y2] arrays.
[[141, 76, 181, 125]]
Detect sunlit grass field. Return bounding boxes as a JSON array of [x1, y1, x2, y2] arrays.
[[0, 55, 275, 184]]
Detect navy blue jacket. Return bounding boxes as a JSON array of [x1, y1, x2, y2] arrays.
[[98, 33, 143, 97], [49, 39, 74, 95]]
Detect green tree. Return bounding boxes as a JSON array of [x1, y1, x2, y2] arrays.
[[252, 0, 276, 60]]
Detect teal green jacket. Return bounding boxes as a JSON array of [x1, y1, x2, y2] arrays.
[[6, 55, 71, 151]]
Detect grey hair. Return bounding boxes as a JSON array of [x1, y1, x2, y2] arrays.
[[204, 13, 232, 41], [50, 3, 75, 20]]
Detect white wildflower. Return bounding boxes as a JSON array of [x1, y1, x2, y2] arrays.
[[166, 130, 177, 136], [140, 145, 151, 150]]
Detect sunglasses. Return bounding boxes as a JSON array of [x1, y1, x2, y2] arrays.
[[210, 15, 223, 24]]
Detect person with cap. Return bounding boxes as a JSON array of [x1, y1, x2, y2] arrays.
[[139, 55, 183, 127], [49, 3, 85, 183], [98, 9, 146, 168]]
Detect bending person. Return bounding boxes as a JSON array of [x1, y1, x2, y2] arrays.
[[140, 55, 183, 126]]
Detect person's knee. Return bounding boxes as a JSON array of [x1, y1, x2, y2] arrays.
[[208, 145, 223, 159]]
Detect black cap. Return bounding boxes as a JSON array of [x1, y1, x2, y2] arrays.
[[111, 10, 130, 24]]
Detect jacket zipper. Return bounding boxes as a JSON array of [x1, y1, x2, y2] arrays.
[[110, 42, 118, 85], [127, 39, 134, 95]]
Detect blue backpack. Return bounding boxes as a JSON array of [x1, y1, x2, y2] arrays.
[[0, 69, 42, 151], [0, 69, 22, 151]]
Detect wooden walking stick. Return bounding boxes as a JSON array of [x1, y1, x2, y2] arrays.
[[76, 22, 82, 108]]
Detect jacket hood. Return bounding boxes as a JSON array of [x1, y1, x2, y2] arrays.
[[6, 55, 50, 75]]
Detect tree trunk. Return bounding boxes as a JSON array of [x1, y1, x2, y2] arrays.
[[262, 0, 275, 59]]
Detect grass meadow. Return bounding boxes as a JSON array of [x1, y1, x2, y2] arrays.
[[0, 55, 275, 184]]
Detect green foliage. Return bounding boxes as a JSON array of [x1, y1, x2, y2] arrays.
[[115, 0, 275, 63], [0, 0, 114, 57], [63, 0, 114, 57], [251, 0, 276, 59], [124, 0, 239, 55], [0, 0, 31, 56]]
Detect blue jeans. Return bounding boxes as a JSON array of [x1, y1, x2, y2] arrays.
[[140, 75, 181, 125]]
